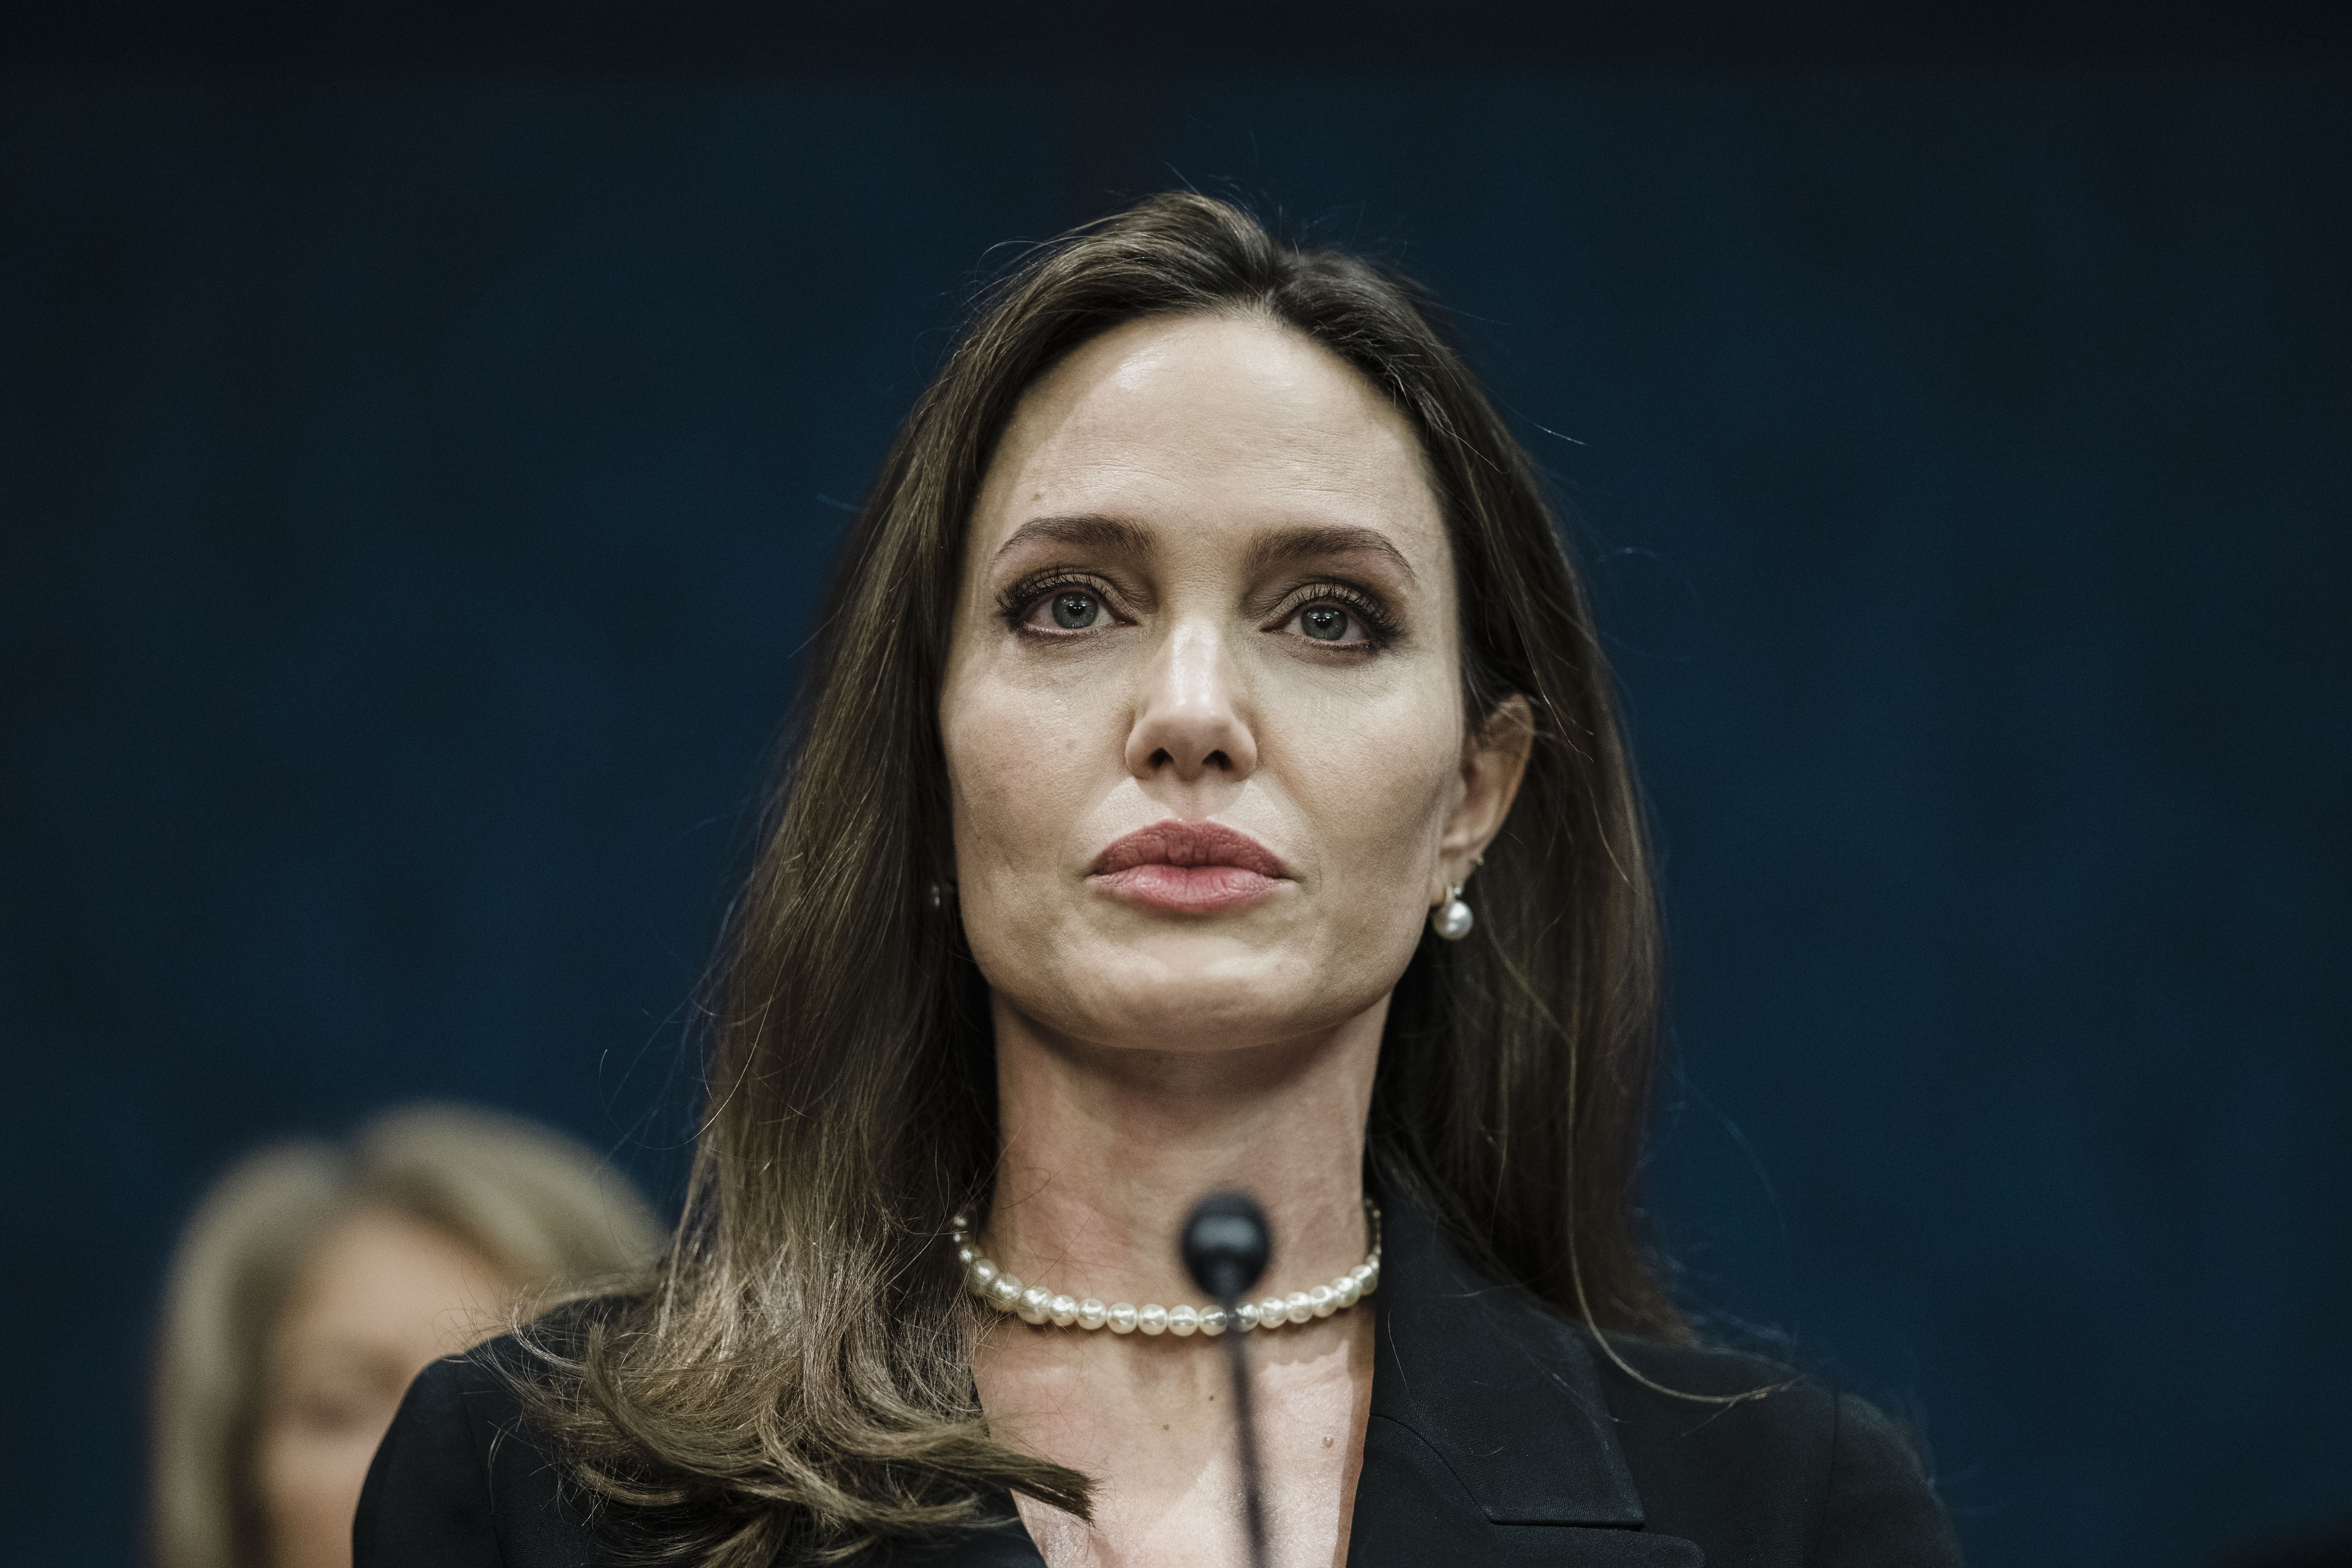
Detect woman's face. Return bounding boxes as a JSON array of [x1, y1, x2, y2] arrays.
[[251, 1207, 514, 1568], [941, 312, 1523, 1054]]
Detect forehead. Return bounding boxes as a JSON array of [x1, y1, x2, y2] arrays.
[[970, 313, 1446, 564], [278, 1207, 503, 1344]]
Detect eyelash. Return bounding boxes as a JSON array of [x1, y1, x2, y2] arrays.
[[998, 572, 1121, 634], [1269, 580, 1399, 648], [998, 573, 1400, 648]]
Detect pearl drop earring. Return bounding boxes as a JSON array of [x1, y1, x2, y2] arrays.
[[1431, 883, 1474, 941]]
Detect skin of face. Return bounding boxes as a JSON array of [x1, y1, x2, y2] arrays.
[[250, 1207, 516, 1568], [941, 310, 1526, 1060]]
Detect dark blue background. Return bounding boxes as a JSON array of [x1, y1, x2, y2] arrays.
[[4, 43, 2347, 1568]]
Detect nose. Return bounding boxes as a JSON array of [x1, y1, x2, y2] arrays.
[[1123, 620, 1259, 784]]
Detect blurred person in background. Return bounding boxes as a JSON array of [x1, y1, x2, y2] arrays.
[[147, 1102, 663, 1568]]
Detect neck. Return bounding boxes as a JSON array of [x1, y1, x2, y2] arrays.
[[985, 995, 1384, 1310]]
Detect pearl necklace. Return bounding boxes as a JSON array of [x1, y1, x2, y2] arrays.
[[953, 1200, 1381, 1335]]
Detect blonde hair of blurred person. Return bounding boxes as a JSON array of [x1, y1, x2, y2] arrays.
[[149, 1102, 664, 1568]]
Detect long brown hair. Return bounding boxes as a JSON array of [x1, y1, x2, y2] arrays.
[[524, 191, 1680, 1566]]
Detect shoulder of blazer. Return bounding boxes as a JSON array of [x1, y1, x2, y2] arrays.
[[1583, 1333, 1967, 1568], [356, 1314, 607, 1568], [1368, 1198, 1963, 1567]]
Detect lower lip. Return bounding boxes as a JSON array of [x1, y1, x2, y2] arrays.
[[1093, 864, 1283, 913]]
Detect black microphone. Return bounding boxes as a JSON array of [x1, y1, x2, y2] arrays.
[[1183, 1192, 1272, 1568]]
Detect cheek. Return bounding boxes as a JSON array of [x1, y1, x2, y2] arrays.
[[943, 685, 1085, 884], [1276, 683, 1461, 897], [942, 688, 1105, 1009], [1260, 686, 1461, 1017], [254, 1407, 394, 1552]]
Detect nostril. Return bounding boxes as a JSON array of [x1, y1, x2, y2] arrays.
[[1149, 748, 1173, 769], [1206, 750, 1232, 772]]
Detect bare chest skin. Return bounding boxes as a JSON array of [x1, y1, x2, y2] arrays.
[[977, 1305, 1374, 1568], [978, 1307, 1374, 1568]]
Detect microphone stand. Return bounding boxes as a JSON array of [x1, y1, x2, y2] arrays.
[[1218, 1303, 1270, 1568], [1183, 1192, 1273, 1568]]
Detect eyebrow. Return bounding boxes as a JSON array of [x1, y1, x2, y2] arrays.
[[1243, 523, 1418, 585], [992, 515, 1417, 584], [991, 514, 1154, 565]]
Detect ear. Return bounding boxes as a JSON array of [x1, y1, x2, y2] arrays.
[[1433, 694, 1534, 905]]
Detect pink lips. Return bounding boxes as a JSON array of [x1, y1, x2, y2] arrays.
[[1089, 820, 1287, 914]]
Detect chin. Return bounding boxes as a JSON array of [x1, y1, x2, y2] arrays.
[[969, 897, 1412, 1053], [1052, 938, 1388, 1053]]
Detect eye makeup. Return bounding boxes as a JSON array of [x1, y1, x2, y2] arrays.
[[1262, 579, 1402, 649], [998, 566, 1407, 648], [998, 570, 1129, 636]]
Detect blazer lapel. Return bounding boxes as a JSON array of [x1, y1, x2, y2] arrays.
[[1345, 1201, 1701, 1566]]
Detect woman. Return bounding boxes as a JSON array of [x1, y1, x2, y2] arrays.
[[358, 193, 1964, 1566], [151, 1102, 661, 1568]]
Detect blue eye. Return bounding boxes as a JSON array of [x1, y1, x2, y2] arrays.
[[1051, 591, 1100, 630], [1301, 606, 1349, 641]]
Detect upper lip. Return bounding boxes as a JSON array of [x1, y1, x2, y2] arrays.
[[1090, 820, 1287, 879]]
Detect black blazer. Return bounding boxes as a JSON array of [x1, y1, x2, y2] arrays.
[[357, 1201, 1964, 1566]]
